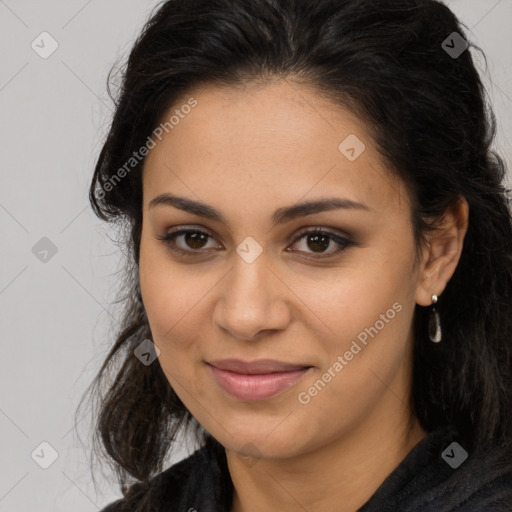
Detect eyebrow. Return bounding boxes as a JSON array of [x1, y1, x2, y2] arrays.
[[148, 192, 371, 228]]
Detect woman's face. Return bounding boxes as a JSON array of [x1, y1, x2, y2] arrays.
[[139, 79, 429, 460]]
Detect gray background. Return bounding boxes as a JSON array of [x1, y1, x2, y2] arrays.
[[1, 1, 511, 510]]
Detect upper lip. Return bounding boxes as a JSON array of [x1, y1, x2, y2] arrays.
[[207, 359, 311, 375]]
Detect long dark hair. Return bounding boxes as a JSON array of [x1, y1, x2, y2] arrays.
[[77, 0, 512, 509]]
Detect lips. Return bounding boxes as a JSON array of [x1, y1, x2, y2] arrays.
[[208, 358, 311, 375], [206, 359, 313, 401]]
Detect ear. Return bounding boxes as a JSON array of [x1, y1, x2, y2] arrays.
[[415, 196, 469, 307]]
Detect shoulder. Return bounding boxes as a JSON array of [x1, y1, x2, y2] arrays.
[[437, 441, 512, 511], [359, 424, 512, 511], [425, 426, 512, 510], [99, 446, 215, 512]]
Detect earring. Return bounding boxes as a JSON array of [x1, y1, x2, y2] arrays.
[[428, 294, 442, 343]]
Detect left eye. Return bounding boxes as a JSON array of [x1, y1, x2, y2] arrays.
[[290, 229, 353, 256], [156, 228, 353, 257]]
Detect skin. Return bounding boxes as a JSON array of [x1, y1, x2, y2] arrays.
[[138, 77, 469, 512]]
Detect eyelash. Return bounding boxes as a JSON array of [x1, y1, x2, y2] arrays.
[[156, 227, 354, 259]]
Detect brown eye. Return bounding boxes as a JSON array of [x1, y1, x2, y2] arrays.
[[305, 233, 330, 253], [181, 231, 209, 249], [156, 229, 218, 255], [156, 227, 354, 259], [289, 229, 353, 257]]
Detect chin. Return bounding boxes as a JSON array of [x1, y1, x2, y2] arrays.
[[217, 424, 307, 460]]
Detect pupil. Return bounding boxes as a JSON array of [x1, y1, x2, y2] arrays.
[[186, 232, 207, 249], [308, 234, 329, 252]]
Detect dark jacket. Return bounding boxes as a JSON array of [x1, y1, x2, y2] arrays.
[[100, 424, 512, 511]]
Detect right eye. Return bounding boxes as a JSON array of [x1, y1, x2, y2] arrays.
[[156, 228, 221, 256]]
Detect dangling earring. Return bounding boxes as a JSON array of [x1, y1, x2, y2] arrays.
[[428, 294, 442, 343]]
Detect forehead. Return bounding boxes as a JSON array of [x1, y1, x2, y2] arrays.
[[142, 79, 409, 219]]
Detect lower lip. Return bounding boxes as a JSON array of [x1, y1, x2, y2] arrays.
[[208, 364, 311, 401]]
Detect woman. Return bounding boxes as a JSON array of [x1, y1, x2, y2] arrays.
[[80, 0, 512, 510]]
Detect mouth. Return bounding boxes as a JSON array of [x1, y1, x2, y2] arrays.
[[206, 359, 313, 401]]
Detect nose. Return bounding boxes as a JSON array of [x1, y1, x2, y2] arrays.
[[212, 253, 292, 341]]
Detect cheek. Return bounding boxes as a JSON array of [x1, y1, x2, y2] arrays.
[[138, 240, 213, 376], [307, 254, 408, 338], [139, 238, 189, 344], [307, 246, 415, 383], [139, 260, 205, 403]]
